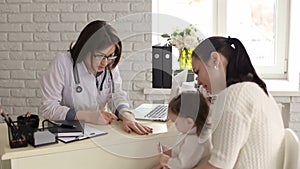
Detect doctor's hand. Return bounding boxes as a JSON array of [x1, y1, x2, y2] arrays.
[[101, 111, 118, 124], [75, 110, 117, 125], [119, 111, 153, 135]]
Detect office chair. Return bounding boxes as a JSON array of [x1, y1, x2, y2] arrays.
[[283, 128, 300, 169]]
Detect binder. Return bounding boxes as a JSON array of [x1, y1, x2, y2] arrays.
[[152, 46, 163, 88], [152, 46, 172, 88], [162, 46, 172, 88]]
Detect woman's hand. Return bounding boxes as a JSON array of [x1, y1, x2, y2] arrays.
[[152, 164, 164, 169], [160, 154, 170, 169], [193, 162, 219, 169], [119, 111, 153, 135]]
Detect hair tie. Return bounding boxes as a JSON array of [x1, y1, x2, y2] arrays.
[[226, 36, 232, 44], [247, 73, 254, 78]]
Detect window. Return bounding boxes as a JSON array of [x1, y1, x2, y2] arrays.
[[153, 0, 292, 79], [224, 0, 290, 79]]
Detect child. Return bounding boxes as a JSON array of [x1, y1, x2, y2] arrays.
[[155, 91, 211, 169]]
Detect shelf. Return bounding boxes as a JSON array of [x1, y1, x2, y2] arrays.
[[144, 88, 300, 97], [143, 88, 171, 95]]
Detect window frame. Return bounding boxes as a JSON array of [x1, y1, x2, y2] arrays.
[[214, 0, 290, 79]]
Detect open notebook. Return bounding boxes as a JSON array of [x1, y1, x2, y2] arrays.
[[132, 69, 188, 121]]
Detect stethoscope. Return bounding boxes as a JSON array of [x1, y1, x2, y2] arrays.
[[73, 64, 115, 94]]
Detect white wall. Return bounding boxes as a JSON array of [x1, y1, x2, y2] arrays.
[[273, 95, 300, 138], [0, 0, 152, 116]]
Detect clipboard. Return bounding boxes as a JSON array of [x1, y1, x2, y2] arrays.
[[58, 124, 107, 143]]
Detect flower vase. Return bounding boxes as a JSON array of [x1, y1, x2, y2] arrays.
[[179, 48, 193, 70]]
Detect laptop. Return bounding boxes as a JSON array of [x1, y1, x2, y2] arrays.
[[169, 69, 188, 100], [132, 70, 188, 121]]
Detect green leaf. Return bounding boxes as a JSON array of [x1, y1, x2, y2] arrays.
[[161, 33, 170, 38], [172, 32, 178, 36]]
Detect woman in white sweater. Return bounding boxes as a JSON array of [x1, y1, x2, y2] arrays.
[[192, 36, 285, 169]]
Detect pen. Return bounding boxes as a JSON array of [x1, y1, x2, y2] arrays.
[[1, 112, 14, 128], [7, 114, 17, 129], [1, 112, 17, 131], [1, 112, 22, 140], [158, 142, 163, 154], [53, 122, 76, 128]]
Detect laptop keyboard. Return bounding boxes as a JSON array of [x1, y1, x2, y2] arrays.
[[144, 105, 168, 118]]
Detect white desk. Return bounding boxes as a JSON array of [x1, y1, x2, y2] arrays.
[[0, 121, 179, 169]]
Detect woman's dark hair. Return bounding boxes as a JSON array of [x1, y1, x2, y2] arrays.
[[192, 36, 268, 95], [69, 20, 122, 69], [168, 91, 210, 136]]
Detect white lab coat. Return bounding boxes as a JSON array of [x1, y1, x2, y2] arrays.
[[39, 52, 129, 120]]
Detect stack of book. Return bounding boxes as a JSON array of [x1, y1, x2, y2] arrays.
[[51, 120, 85, 137]]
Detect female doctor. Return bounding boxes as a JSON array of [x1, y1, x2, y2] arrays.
[[40, 20, 152, 135]]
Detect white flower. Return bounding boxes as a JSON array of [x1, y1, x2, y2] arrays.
[[171, 35, 184, 49], [189, 29, 197, 36], [162, 24, 201, 50], [183, 35, 198, 49]]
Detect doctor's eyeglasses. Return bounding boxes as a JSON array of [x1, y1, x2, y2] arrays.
[[93, 53, 118, 61]]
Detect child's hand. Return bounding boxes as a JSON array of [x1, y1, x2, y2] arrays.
[[157, 143, 169, 154], [161, 144, 169, 153]]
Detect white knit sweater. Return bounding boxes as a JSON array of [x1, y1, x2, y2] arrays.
[[209, 82, 285, 169]]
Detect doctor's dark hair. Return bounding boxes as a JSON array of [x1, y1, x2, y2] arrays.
[[168, 91, 210, 136], [69, 20, 122, 69], [192, 36, 268, 95]]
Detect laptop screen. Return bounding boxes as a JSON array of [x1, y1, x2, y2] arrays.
[[169, 69, 188, 100]]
